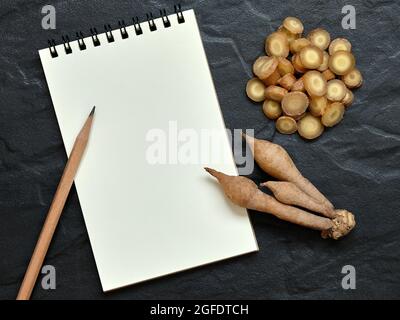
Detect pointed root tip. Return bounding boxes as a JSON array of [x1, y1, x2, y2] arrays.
[[204, 167, 215, 175], [204, 167, 221, 180]]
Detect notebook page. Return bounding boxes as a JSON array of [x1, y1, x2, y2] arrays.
[[39, 9, 258, 291]]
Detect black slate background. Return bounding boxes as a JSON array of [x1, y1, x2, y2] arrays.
[[1, 0, 399, 300]]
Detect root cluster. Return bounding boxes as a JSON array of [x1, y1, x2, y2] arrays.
[[247, 17, 363, 140], [205, 135, 356, 239]]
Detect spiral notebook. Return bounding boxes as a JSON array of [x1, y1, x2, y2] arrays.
[[38, 7, 258, 291]]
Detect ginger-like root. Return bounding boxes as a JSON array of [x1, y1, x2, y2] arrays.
[[243, 134, 334, 210], [206, 168, 354, 240], [321, 209, 356, 240], [261, 181, 336, 218], [205, 168, 334, 233]]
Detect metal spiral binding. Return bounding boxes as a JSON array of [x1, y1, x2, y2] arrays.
[[47, 4, 186, 58], [132, 16, 143, 35], [146, 13, 157, 32], [62, 35, 72, 54], [174, 4, 185, 23], [76, 31, 86, 50], [48, 39, 58, 58], [160, 9, 171, 28], [118, 20, 129, 39], [104, 24, 115, 43], [90, 27, 101, 47]]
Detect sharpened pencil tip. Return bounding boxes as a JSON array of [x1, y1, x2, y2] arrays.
[[89, 106, 96, 117]]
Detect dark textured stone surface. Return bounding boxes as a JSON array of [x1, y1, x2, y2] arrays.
[[1, 0, 399, 299]]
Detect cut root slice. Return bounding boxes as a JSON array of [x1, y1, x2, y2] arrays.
[[303, 71, 327, 96], [276, 116, 298, 134], [342, 89, 354, 107], [299, 45, 323, 69], [308, 28, 331, 51], [321, 102, 345, 127], [246, 78, 266, 102], [329, 38, 352, 55], [262, 70, 281, 86], [309, 95, 328, 116], [290, 38, 311, 54], [263, 100, 282, 119], [341, 68, 363, 88], [322, 69, 335, 81], [318, 51, 330, 72], [253, 56, 279, 80], [297, 113, 324, 139], [283, 17, 304, 34], [277, 57, 295, 76], [291, 77, 305, 92], [281, 92, 309, 117], [292, 54, 307, 73], [329, 51, 355, 75], [278, 26, 299, 43], [278, 73, 297, 90], [245, 21, 361, 140], [326, 79, 347, 101], [265, 32, 290, 58], [265, 85, 288, 102]]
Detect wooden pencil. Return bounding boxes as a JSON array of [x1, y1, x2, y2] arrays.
[[16, 107, 96, 300]]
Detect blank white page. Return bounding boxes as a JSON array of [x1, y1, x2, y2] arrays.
[[39, 9, 258, 291]]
